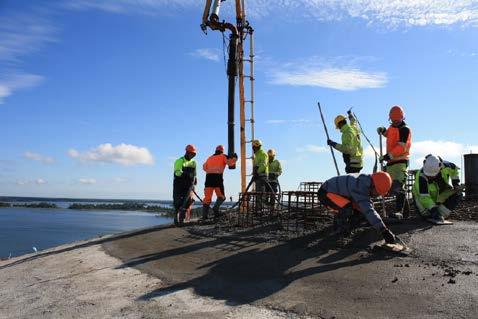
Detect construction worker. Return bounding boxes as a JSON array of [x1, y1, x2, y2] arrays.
[[317, 171, 397, 244], [268, 149, 282, 207], [327, 110, 364, 173], [413, 155, 462, 223], [173, 144, 197, 226], [267, 149, 282, 193], [377, 105, 412, 219], [202, 145, 237, 221], [252, 139, 269, 192]]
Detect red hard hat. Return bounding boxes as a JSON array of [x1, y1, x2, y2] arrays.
[[215, 145, 225, 152], [371, 171, 392, 196], [185, 144, 197, 154], [389, 106, 405, 122]]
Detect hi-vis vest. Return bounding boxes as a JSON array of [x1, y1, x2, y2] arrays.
[[385, 122, 412, 165]]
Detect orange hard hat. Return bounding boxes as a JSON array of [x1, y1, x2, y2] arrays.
[[185, 144, 197, 154], [389, 106, 405, 122], [215, 145, 225, 152], [371, 171, 392, 196]]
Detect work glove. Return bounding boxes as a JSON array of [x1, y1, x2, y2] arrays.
[[327, 139, 338, 147], [452, 179, 460, 188], [377, 127, 387, 135], [382, 228, 396, 245], [379, 154, 391, 162]]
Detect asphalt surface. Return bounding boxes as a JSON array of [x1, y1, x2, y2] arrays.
[[103, 219, 478, 319]]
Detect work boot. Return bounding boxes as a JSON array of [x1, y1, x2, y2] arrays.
[[382, 228, 397, 245], [397, 192, 410, 218], [201, 204, 210, 220], [177, 208, 186, 227]]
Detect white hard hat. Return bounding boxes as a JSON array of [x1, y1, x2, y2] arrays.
[[423, 155, 441, 177]]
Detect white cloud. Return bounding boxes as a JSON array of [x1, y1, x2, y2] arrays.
[[411, 140, 478, 166], [79, 178, 97, 184], [64, 0, 200, 14], [0, 74, 44, 104], [0, 14, 56, 62], [296, 144, 328, 154], [36, 178, 46, 185], [24, 151, 54, 164], [64, 1, 478, 28], [190, 48, 221, 62], [68, 143, 155, 166], [270, 67, 387, 91]]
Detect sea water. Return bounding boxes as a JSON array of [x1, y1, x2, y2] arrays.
[[0, 207, 172, 258]]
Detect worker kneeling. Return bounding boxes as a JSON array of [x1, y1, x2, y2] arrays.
[[413, 155, 462, 224], [318, 172, 397, 244], [202, 145, 237, 221]]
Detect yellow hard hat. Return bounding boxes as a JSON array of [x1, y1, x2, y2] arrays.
[[252, 139, 262, 147], [334, 115, 346, 129], [267, 149, 276, 157]]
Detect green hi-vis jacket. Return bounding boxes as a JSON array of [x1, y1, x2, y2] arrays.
[[253, 148, 269, 177], [334, 119, 364, 168], [412, 162, 460, 212], [174, 156, 197, 178], [268, 159, 282, 181]]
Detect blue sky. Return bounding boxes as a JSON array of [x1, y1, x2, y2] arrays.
[[0, 0, 477, 199]]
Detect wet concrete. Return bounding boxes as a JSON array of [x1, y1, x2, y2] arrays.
[[103, 220, 478, 318]]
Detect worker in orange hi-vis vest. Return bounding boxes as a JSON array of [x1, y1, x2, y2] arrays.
[[377, 105, 412, 220], [202, 145, 237, 221]]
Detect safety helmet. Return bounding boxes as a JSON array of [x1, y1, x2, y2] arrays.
[[185, 144, 197, 154], [423, 155, 442, 177], [215, 145, 225, 152], [334, 115, 347, 129], [371, 171, 393, 196], [389, 106, 405, 122], [267, 149, 276, 157], [252, 139, 262, 147]]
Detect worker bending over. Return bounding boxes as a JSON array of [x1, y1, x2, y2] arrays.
[[328, 110, 364, 173], [318, 172, 397, 244], [173, 144, 197, 226], [377, 105, 412, 219], [202, 145, 237, 221], [413, 155, 462, 224]]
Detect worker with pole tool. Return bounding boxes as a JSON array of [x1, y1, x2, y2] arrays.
[[267, 149, 282, 206], [377, 106, 412, 219], [317, 171, 398, 244], [327, 110, 364, 173], [252, 139, 269, 209], [201, 145, 237, 222], [173, 144, 198, 227], [413, 155, 463, 224]]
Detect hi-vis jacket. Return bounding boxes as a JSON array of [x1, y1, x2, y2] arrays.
[[412, 162, 460, 212], [202, 153, 236, 187], [174, 157, 197, 179], [268, 159, 282, 181], [440, 161, 460, 187], [203, 154, 236, 175], [253, 148, 269, 177], [384, 121, 412, 165], [334, 119, 364, 168]]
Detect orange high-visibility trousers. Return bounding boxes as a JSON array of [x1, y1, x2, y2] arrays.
[[203, 187, 225, 205]]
